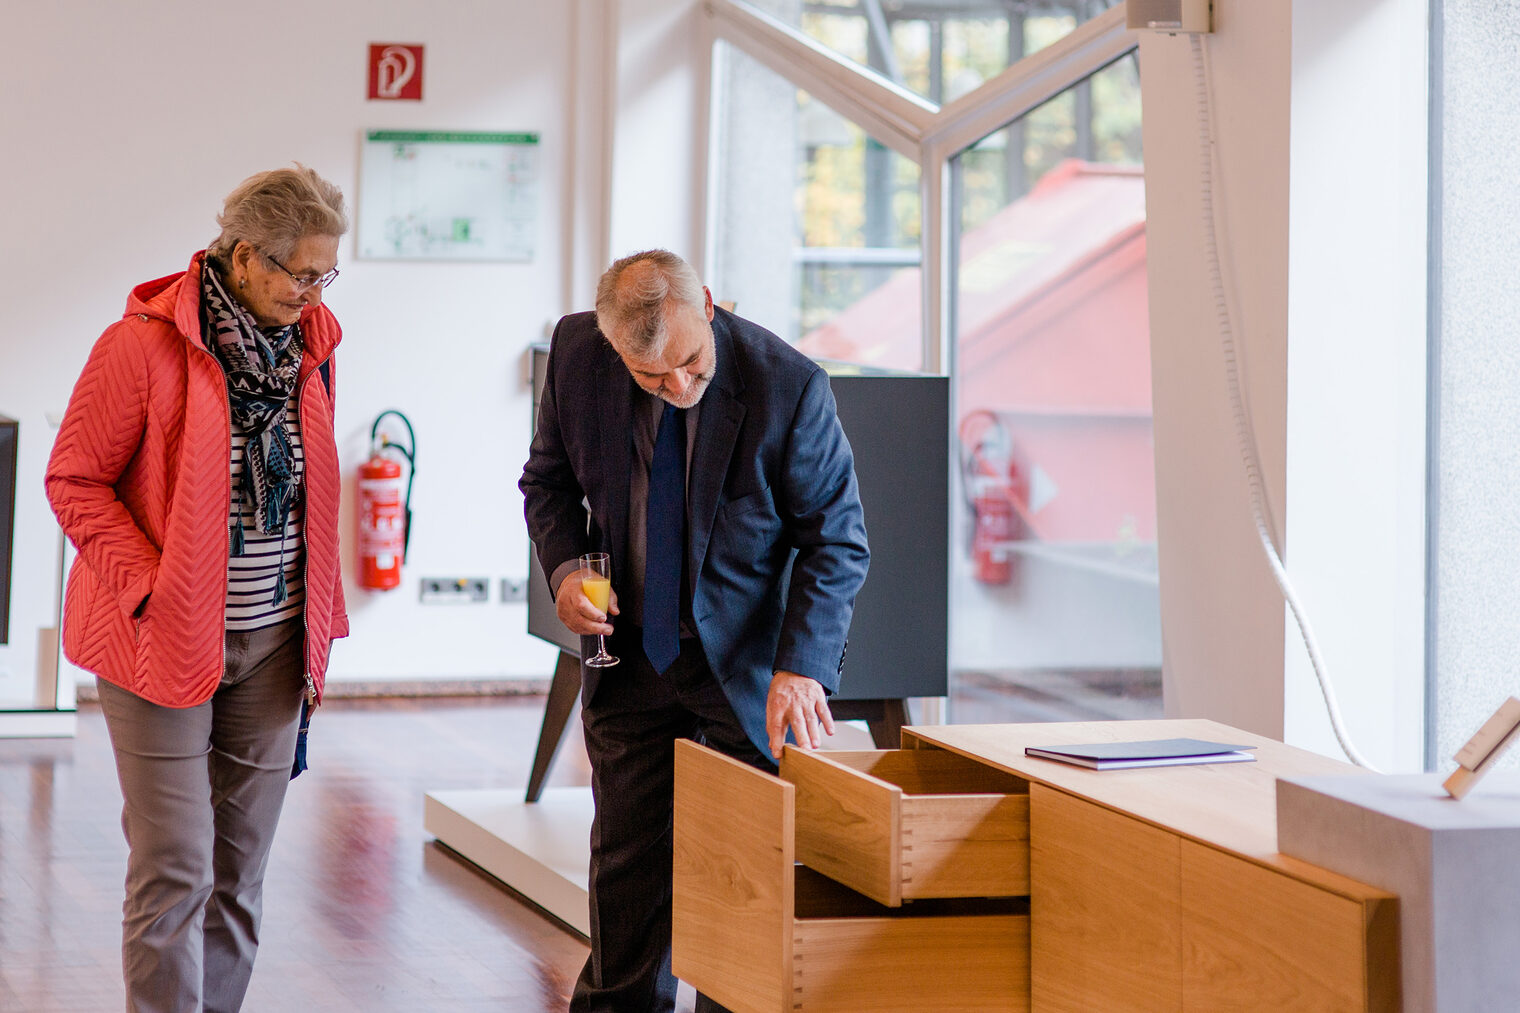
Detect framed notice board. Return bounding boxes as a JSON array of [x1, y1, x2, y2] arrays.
[[358, 130, 540, 262], [0, 416, 16, 644]]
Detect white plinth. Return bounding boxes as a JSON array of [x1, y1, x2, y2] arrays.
[[424, 786, 593, 938], [0, 709, 77, 738], [1277, 772, 1520, 1013]]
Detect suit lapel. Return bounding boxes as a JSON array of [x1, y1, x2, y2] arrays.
[[595, 341, 634, 574], [689, 313, 744, 588]]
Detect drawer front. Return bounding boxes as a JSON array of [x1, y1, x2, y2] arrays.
[[1181, 841, 1399, 1013], [793, 912, 1030, 1012], [1030, 784, 1183, 1012], [783, 747, 1030, 906]]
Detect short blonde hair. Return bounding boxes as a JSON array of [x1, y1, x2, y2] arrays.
[[595, 249, 705, 358], [207, 164, 348, 267]]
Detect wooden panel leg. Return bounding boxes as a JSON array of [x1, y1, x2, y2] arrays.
[[525, 650, 582, 803], [672, 740, 794, 1013]]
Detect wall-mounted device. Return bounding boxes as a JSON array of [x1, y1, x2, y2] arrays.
[[1127, 0, 1212, 33]]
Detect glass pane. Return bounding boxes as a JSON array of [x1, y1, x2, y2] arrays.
[[949, 54, 1160, 722], [736, 0, 1118, 106], [711, 41, 922, 366]]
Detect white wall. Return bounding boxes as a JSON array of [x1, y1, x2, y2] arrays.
[[1143, 9, 1293, 739], [1431, 0, 1520, 770], [2, 0, 710, 702], [1284, 0, 1427, 771], [608, 0, 707, 264], [1143, 0, 1428, 770], [0, 0, 620, 700]]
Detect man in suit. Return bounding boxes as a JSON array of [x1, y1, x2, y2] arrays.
[[521, 249, 869, 1012]]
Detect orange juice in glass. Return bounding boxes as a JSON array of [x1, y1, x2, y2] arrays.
[[579, 552, 618, 667], [582, 576, 611, 613]]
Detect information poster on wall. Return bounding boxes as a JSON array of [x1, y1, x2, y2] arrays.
[[359, 130, 539, 261]]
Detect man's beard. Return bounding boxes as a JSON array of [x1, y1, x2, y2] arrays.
[[658, 370, 712, 409], [655, 326, 716, 409]]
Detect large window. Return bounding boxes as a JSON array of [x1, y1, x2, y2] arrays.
[[744, 0, 1119, 105], [949, 56, 1157, 723], [711, 42, 922, 364], [708, 0, 1151, 722]]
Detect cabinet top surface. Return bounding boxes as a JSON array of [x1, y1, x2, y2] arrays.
[[905, 718, 1388, 898]]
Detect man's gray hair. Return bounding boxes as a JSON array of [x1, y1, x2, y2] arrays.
[[207, 164, 348, 267], [595, 249, 706, 358]]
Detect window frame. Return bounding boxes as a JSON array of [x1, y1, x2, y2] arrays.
[[704, 0, 1136, 374]]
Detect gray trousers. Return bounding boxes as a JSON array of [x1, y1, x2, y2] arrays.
[[96, 620, 306, 1013]]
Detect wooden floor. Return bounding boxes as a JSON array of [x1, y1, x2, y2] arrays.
[[0, 676, 1154, 1010], [0, 696, 618, 1012]]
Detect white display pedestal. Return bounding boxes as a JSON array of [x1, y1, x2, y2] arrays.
[[2, 531, 82, 739], [1277, 772, 1520, 1013], [424, 786, 593, 938], [0, 709, 76, 737]]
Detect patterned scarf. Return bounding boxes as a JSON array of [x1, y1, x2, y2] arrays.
[[201, 266, 305, 564]]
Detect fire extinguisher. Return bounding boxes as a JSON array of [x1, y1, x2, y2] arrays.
[[959, 410, 1018, 586], [357, 410, 416, 591]]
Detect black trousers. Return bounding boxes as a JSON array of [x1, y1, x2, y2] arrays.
[[570, 627, 772, 1013]]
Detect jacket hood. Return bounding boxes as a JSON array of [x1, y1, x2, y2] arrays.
[[126, 268, 187, 322], [123, 251, 341, 361]]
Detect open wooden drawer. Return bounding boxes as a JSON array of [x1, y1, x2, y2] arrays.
[[673, 740, 1030, 1013], [779, 745, 1031, 907]]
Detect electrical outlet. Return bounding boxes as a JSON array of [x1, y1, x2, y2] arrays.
[[500, 578, 528, 603], [419, 577, 490, 604]]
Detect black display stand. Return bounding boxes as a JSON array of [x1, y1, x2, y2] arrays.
[[523, 353, 948, 803], [523, 648, 910, 802]]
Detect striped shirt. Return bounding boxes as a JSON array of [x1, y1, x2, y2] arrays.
[[226, 395, 305, 631]]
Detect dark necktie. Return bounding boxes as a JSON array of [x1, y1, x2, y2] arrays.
[[644, 402, 685, 674]]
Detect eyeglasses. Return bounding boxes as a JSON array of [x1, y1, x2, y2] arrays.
[[260, 249, 340, 291]]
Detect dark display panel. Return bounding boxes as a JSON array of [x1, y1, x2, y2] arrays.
[[525, 349, 949, 700]]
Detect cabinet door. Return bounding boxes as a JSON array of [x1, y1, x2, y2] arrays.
[[1030, 784, 1182, 1012], [1181, 841, 1397, 1012]]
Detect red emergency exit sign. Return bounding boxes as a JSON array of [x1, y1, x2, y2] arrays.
[[368, 44, 424, 101]]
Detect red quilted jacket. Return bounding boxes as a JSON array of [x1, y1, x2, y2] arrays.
[[46, 252, 349, 708]]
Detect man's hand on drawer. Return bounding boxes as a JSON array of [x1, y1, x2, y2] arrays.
[[767, 671, 836, 760]]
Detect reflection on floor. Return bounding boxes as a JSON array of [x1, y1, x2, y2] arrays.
[[0, 697, 597, 1013], [951, 667, 1163, 724]]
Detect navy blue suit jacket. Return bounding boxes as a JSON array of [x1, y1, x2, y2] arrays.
[[520, 307, 870, 757]]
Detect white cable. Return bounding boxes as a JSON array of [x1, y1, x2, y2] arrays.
[[1189, 34, 1378, 771]]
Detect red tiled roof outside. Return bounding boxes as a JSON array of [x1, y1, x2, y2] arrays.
[[800, 159, 1153, 543]]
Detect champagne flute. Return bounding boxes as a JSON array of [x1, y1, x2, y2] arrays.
[[580, 552, 619, 667]]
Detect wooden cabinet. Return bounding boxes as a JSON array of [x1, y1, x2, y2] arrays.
[[672, 721, 1401, 1012], [908, 720, 1401, 1013], [1029, 785, 1398, 1012], [672, 740, 1030, 1013]]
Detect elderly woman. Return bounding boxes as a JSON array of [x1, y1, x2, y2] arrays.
[[45, 165, 349, 1012]]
